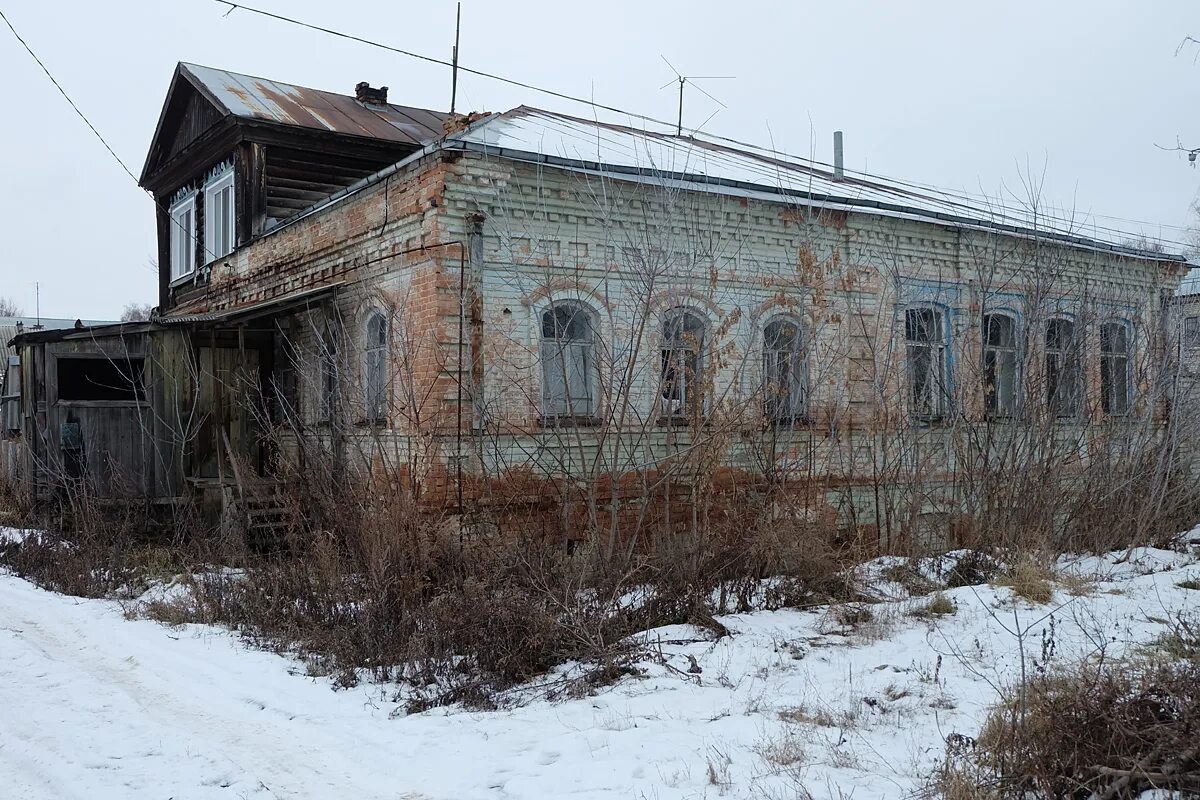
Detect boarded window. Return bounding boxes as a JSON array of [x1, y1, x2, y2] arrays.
[[983, 313, 1018, 417], [1045, 318, 1080, 417], [2, 356, 20, 435], [364, 312, 388, 423], [1100, 321, 1132, 416], [660, 308, 706, 419], [905, 307, 948, 419], [763, 316, 807, 423], [540, 302, 596, 419], [56, 357, 145, 402]]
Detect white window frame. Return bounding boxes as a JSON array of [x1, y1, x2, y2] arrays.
[[1100, 320, 1133, 417], [659, 307, 708, 420], [905, 305, 950, 421], [539, 300, 598, 422], [762, 314, 808, 424], [169, 194, 196, 281], [982, 311, 1020, 418], [203, 170, 236, 264], [364, 311, 389, 424], [1045, 316, 1081, 418]]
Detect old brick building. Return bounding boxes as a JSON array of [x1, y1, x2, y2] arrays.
[[10, 64, 1192, 542]]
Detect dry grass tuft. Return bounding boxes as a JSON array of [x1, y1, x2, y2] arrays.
[[996, 557, 1054, 604]]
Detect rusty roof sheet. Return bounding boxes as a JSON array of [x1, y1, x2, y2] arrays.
[[181, 63, 447, 146]]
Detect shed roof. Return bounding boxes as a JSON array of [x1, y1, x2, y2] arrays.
[[179, 63, 447, 146], [2, 317, 114, 354]]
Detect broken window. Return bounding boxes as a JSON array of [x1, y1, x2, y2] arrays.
[[905, 307, 949, 420], [540, 302, 596, 420], [1184, 315, 1200, 349], [763, 316, 807, 424], [1100, 321, 1132, 416], [203, 169, 236, 263], [1045, 318, 1080, 417], [983, 313, 1019, 417], [364, 312, 388, 424], [56, 357, 145, 402], [169, 194, 196, 280], [660, 308, 706, 420]]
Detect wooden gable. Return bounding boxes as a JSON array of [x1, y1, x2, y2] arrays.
[[140, 67, 232, 191]]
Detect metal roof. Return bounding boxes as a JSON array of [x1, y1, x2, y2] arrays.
[[2, 317, 114, 354], [447, 107, 1187, 263], [180, 63, 448, 146]]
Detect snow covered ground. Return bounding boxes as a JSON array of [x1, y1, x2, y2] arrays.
[[1, 532, 1198, 800]]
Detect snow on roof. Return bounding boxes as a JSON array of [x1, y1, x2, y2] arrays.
[[450, 107, 1186, 263]]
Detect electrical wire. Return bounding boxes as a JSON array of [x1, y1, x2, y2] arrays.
[[211, 0, 1196, 253], [0, 7, 223, 265]]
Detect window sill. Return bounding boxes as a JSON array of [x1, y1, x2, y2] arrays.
[[539, 415, 601, 428], [55, 399, 146, 408], [169, 271, 198, 289]]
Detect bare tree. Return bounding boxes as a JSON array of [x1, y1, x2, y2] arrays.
[[0, 297, 22, 317], [119, 302, 154, 323]]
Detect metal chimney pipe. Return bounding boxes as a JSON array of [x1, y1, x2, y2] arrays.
[[833, 130, 844, 181]]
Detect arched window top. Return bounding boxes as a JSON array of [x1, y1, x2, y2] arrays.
[[541, 301, 595, 342], [1100, 319, 1132, 354], [1045, 317, 1076, 350], [764, 315, 804, 351], [983, 311, 1017, 348], [366, 311, 387, 346], [663, 307, 707, 347]]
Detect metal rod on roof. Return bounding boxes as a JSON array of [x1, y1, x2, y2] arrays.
[[450, 2, 461, 114], [833, 131, 844, 181]]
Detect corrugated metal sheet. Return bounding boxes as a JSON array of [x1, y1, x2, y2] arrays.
[[181, 63, 447, 146], [452, 107, 1186, 261]]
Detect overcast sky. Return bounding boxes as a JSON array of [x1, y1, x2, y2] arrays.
[[1, 0, 1197, 319]]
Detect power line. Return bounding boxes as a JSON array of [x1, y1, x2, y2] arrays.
[[0, 8, 138, 184], [211, 1, 1194, 252], [1, 7, 226, 265]]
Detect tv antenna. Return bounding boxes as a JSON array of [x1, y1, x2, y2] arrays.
[[660, 56, 734, 136]]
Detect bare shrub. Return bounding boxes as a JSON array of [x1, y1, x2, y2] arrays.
[[936, 645, 1200, 798]]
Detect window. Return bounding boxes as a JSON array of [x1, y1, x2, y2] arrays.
[[203, 170, 236, 263], [1184, 315, 1200, 349], [56, 357, 145, 402], [1045, 318, 1080, 417], [1100, 321, 1132, 416], [983, 312, 1019, 417], [763, 316, 807, 423], [364, 312, 388, 423], [540, 302, 597, 419], [905, 307, 949, 419], [319, 325, 338, 422], [169, 195, 196, 280], [660, 308, 706, 419]]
